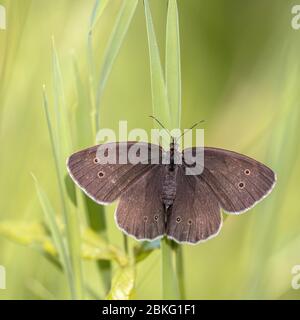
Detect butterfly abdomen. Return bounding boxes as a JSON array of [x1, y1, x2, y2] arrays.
[[161, 166, 177, 211]]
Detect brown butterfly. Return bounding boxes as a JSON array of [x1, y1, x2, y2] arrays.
[[67, 128, 276, 245]]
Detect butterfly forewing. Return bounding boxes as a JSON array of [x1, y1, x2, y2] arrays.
[[183, 147, 276, 214], [67, 142, 163, 204]]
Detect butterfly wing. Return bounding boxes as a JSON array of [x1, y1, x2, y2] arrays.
[[67, 142, 162, 204], [183, 147, 276, 214], [115, 165, 165, 241], [166, 166, 222, 244]]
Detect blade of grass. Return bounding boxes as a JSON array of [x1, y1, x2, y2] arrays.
[[166, 0, 185, 299], [166, 0, 181, 129], [51, 37, 72, 160], [42, 85, 83, 299], [95, 0, 139, 133], [72, 54, 93, 148], [84, 195, 112, 293], [144, 0, 178, 299], [71, 54, 111, 291], [161, 238, 178, 299], [51, 42, 85, 299], [31, 174, 75, 299], [87, 0, 110, 138], [175, 242, 185, 299], [88, 0, 110, 33], [87, 0, 122, 293], [91, 0, 138, 291], [144, 0, 171, 133]]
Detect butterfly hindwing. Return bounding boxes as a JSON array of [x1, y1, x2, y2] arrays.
[[166, 166, 222, 244], [115, 165, 165, 240]]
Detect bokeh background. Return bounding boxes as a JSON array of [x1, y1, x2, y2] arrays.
[[1, 0, 300, 299]]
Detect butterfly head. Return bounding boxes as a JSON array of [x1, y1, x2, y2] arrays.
[[170, 136, 179, 151], [149, 115, 204, 151]]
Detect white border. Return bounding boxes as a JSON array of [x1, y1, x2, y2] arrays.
[[66, 156, 111, 206], [113, 203, 223, 245], [223, 172, 277, 215]]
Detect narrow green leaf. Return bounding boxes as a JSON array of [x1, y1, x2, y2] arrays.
[[88, 0, 110, 32], [30, 176, 75, 297], [166, 0, 184, 299], [106, 266, 135, 300], [51, 41, 85, 299], [175, 245, 186, 299], [42, 85, 83, 299], [72, 55, 93, 148], [144, 0, 179, 300], [161, 238, 178, 299], [64, 174, 77, 206], [86, 0, 119, 294], [166, 0, 181, 129], [87, 0, 110, 138], [95, 0, 139, 132], [144, 0, 171, 133], [51, 37, 72, 159]]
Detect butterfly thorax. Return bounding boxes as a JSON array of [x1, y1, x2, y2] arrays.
[[169, 138, 181, 171], [162, 142, 178, 212]]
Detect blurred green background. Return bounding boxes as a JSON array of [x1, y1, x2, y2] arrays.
[[1, 0, 300, 299]]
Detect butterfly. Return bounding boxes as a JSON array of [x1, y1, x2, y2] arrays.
[[67, 125, 276, 245]]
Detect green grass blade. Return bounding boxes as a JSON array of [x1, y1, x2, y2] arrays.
[[166, 0, 184, 299], [51, 42, 84, 299], [144, 0, 178, 299], [42, 86, 68, 222], [95, 0, 139, 132], [87, 0, 120, 295], [83, 195, 111, 293], [31, 175, 75, 298], [161, 238, 178, 299], [175, 245, 185, 299], [42, 86, 84, 299], [88, 0, 110, 138], [51, 37, 72, 159], [144, 0, 171, 132], [88, 0, 110, 32], [166, 0, 181, 129], [72, 54, 93, 148]]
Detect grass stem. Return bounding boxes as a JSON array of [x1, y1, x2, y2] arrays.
[[161, 238, 178, 299]]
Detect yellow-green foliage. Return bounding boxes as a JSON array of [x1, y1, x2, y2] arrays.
[[0, 0, 300, 300]]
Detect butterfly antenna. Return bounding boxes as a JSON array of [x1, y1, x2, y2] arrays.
[[149, 115, 172, 138], [175, 120, 205, 143]]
